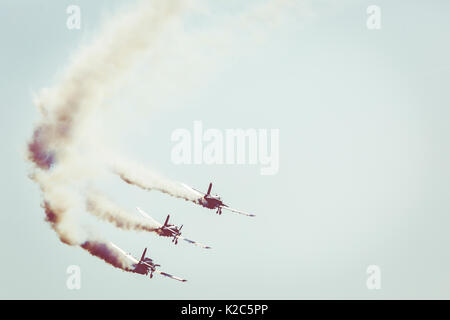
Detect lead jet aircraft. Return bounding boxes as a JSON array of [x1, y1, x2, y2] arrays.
[[110, 242, 187, 282], [136, 207, 211, 249], [181, 182, 255, 217]]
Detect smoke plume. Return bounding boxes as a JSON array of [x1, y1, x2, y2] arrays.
[[111, 158, 201, 203], [86, 192, 160, 232], [81, 240, 134, 271], [27, 0, 186, 271], [26, 0, 305, 271]]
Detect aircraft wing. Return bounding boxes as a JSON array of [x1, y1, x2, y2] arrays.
[[141, 261, 155, 269], [136, 207, 163, 227], [154, 270, 187, 282], [180, 183, 204, 198], [177, 235, 212, 249], [221, 206, 256, 217]]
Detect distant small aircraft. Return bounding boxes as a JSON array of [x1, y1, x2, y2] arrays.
[[181, 182, 255, 217], [137, 207, 211, 249], [110, 242, 187, 282]]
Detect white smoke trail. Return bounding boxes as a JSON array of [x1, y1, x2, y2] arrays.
[[29, 0, 186, 169], [105, 0, 309, 203], [27, 0, 187, 270], [81, 239, 135, 271], [110, 157, 201, 203], [26, 0, 308, 270], [86, 192, 160, 232]]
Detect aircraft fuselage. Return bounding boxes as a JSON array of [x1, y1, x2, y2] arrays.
[[157, 226, 180, 238], [197, 196, 224, 209], [132, 257, 158, 276]]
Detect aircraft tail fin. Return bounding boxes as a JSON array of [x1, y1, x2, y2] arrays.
[[163, 215, 170, 227], [139, 248, 147, 262], [206, 183, 212, 196]]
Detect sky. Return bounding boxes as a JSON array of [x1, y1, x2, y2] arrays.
[[1, 0, 450, 299]]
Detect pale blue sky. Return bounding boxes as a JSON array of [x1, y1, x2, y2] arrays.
[[1, 0, 450, 299]]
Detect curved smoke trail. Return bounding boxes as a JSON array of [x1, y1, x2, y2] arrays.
[[27, 0, 186, 271], [26, 0, 306, 271]]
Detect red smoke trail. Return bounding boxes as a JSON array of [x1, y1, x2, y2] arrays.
[[28, 126, 55, 170]]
